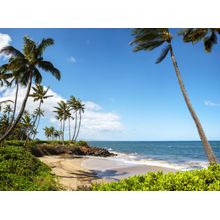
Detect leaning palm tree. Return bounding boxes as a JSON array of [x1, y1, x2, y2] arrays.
[[28, 84, 52, 138], [0, 36, 61, 142], [181, 28, 220, 52], [21, 111, 33, 141], [32, 107, 44, 139], [55, 114, 63, 135], [130, 28, 218, 164], [74, 99, 85, 142]]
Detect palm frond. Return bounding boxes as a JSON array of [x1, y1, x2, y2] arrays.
[[37, 60, 61, 80], [133, 40, 165, 52], [183, 28, 208, 43], [7, 57, 28, 71], [0, 46, 24, 58], [177, 28, 193, 36], [32, 68, 43, 84], [37, 38, 54, 56], [204, 31, 217, 52], [156, 45, 170, 64], [130, 29, 165, 45], [23, 36, 36, 58]]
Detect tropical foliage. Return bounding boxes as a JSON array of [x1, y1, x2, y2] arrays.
[[0, 36, 60, 142], [51, 96, 85, 143], [181, 28, 220, 52], [93, 165, 220, 191], [0, 146, 58, 190]]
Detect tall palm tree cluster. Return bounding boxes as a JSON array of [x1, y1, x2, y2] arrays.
[[130, 28, 220, 164], [44, 96, 85, 143], [0, 84, 52, 141], [0, 36, 61, 142], [43, 126, 62, 141]]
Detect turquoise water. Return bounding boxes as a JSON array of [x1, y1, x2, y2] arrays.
[[88, 141, 220, 170]]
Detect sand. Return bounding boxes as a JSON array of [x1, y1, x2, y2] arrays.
[[39, 155, 102, 190], [40, 155, 177, 190], [82, 157, 176, 181]]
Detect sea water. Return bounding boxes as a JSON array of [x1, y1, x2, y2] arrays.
[[88, 141, 220, 170]]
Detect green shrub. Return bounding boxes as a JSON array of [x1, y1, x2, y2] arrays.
[[0, 146, 58, 191], [93, 165, 220, 191], [4, 140, 24, 147], [77, 140, 89, 147]]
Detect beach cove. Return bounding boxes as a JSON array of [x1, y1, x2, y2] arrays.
[[40, 155, 177, 190]]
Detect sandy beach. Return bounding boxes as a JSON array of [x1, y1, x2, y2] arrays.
[[40, 155, 177, 190]]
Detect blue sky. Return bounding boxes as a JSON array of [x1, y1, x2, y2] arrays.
[[0, 28, 220, 141]]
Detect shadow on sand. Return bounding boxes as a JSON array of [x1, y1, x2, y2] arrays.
[[92, 169, 128, 181]]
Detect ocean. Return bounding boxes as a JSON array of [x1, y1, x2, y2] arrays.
[[88, 141, 220, 170]]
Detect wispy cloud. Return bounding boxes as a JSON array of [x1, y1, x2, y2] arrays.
[[0, 33, 12, 59], [204, 100, 220, 107], [68, 56, 76, 63], [0, 85, 123, 139]]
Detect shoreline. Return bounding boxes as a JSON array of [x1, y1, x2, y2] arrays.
[[39, 154, 177, 190]]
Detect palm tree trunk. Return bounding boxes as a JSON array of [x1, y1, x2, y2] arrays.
[[71, 111, 77, 141], [0, 75, 33, 142], [24, 101, 42, 145], [62, 119, 65, 144], [68, 117, 71, 141], [30, 101, 42, 138], [74, 110, 82, 142], [10, 82, 19, 126], [33, 116, 41, 140], [169, 43, 218, 164]]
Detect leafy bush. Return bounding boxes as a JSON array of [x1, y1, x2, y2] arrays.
[[93, 165, 220, 191], [0, 146, 58, 190], [4, 140, 24, 147], [76, 140, 89, 147]]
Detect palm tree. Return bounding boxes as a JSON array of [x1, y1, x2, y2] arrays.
[[55, 114, 63, 135], [53, 100, 70, 143], [0, 70, 11, 87], [28, 84, 52, 138], [74, 99, 85, 142], [67, 96, 77, 141], [21, 111, 33, 141], [32, 107, 44, 139], [130, 28, 218, 164], [181, 28, 220, 52], [53, 130, 60, 140], [0, 36, 61, 142], [3, 104, 13, 119], [0, 100, 13, 112], [67, 113, 73, 141], [49, 126, 55, 140], [44, 127, 51, 140], [0, 114, 10, 134]]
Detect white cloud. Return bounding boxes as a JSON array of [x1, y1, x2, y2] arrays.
[[0, 85, 123, 139], [68, 56, 76, 63], [204, 100, 220, 107], [83, 101, 102, 111], [0, 33, 12, 58]]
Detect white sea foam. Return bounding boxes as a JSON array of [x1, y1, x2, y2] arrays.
[[105, 150, 209, 171]]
